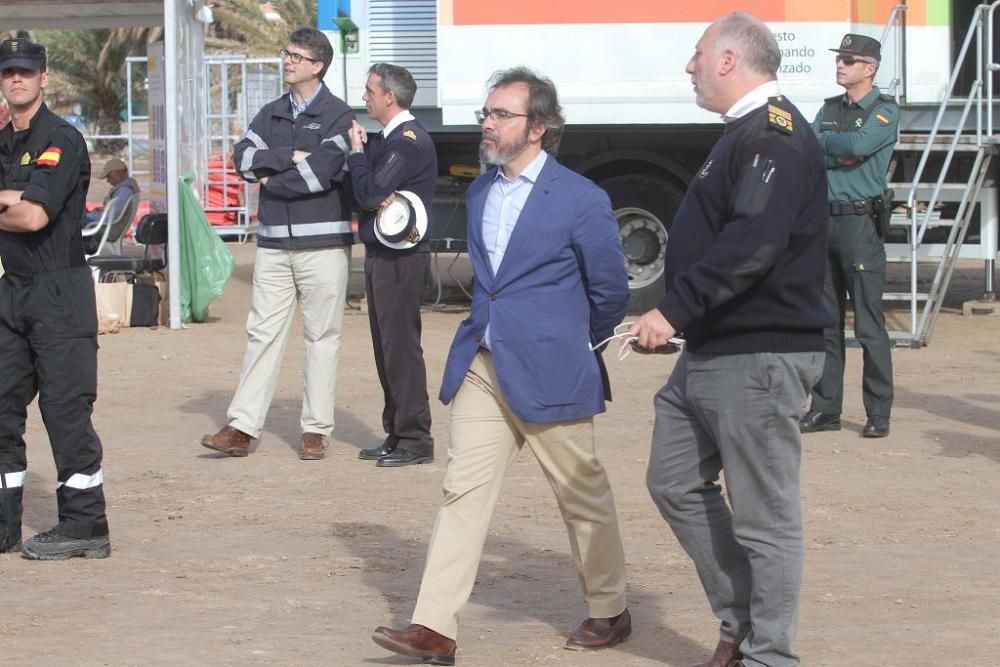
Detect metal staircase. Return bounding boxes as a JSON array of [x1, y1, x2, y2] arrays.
[[882, 2, 1000, 346]]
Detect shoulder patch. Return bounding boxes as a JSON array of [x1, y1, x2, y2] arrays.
[[402, 129, 417, 141], [20, 151, 31, 166], [875, 112, 890, 124], [767, 104, 794, 134], [36, 146, 62, 167]]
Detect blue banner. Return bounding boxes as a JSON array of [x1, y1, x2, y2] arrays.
[[318, 0, 351, 30]]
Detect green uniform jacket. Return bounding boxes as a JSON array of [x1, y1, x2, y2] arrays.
[[812, 86, 898, 201]]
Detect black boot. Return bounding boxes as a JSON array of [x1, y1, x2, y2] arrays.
[[0, 487, 23, 553]]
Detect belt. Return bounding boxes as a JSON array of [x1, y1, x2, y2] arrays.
[[829, 199, 874, 216]]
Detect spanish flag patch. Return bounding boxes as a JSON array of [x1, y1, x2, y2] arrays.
[[875, 113, 890, 124], [36, 146, 62, 167]]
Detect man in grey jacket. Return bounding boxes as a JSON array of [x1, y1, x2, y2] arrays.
[[200, 28, 355, 461]]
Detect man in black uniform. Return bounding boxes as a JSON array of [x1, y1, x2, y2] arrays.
[[0, 39, 111, 560], [629, 12, 829, 666], [348, 63, 437, 467], [799, 34, 897, 439]]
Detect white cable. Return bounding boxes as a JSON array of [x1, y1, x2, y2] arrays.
[[590, 321, 685, 361]]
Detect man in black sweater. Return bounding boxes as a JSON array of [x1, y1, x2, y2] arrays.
[[348, 63, 437, 467], [629, 12, 832, 667]]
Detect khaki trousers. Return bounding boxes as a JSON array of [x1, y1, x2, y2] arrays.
[[227, 246, 350, 438], [411, 350, 627, 640]]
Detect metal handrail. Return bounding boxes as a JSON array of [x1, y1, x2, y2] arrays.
[[879, 4, 908, 100], [902, 3, 993, 337]]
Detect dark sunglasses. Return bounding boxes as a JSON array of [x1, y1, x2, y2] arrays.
[[836, 55, 874, 66]]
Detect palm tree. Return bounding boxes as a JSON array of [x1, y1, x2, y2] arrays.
[[37, 27, 160, 153], [209, 0, 318, 55]]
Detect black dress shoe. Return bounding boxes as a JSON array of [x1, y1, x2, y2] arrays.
[[799, 410, 841, 433], [358, 437, 397, 461], [376, 448, 433, 467], [862, 415, 890, 438]]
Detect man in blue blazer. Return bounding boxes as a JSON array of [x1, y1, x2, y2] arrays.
[[371, 67, 632, 665]]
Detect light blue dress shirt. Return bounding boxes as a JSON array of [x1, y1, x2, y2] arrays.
[[481, 150, 548, 349], [290, 84, 323, 119]]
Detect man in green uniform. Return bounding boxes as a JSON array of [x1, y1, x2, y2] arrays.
[[0, 38, 111, 559], [800, 34, 897, 438]]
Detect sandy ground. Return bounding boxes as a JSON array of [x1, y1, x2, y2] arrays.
[[1, 242, 998, 666]]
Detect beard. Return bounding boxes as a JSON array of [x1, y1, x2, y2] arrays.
[[480, 126, 531, 166]]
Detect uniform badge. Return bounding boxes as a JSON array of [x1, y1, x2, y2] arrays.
[[855, 118, 864, 128], [36, 146, 62, 167], [767, 104, 794, 134], [20, 151, 31, 166], [402, 129, 417, 141], [303, 122, 321, 130], [10, 40, 18, 52], [875, 112, 890, 124], [841, 35, 853, 48], [698, 159, 712, 178]]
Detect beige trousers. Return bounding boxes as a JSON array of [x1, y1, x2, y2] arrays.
[[411, 350, 627, 640], [227, 246, 350, 438]]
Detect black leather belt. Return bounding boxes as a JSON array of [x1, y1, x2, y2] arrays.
[[829, 199, 873, 216]]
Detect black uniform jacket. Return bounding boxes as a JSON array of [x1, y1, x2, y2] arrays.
[[0, 103, 90, 276]]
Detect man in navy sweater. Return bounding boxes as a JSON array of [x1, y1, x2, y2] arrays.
[[629, 12, 832, 667], [348, 63, 437, 467]]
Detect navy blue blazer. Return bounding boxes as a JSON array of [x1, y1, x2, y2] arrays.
[[439, 155, 629, 424]]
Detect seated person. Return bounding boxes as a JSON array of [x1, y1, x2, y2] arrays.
[[83, 157, 140, 229]]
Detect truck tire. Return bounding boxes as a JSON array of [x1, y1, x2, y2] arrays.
[[601, 175, 684, 314]]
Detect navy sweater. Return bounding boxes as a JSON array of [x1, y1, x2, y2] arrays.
[[658, 97, 833, 354], [348, 117, 437, 253]]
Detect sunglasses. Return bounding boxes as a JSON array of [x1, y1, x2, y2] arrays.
[[836, 55, 874, 66]]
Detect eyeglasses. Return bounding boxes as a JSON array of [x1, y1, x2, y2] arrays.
[[836, 55, 875, 66], [474, 108, 530, 124], [280, 49, 320, 65]]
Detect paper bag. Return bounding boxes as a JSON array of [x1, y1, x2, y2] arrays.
[[95, 280, 132, 333]]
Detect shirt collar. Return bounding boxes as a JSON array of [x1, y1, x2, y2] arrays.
[[289, 83, 324, 116], [722, 80, 781, 123], [494, 149, 548, 184], [383, 109, 416, 137], [843, 86, 882, 109]]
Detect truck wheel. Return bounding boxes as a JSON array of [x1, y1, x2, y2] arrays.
[[601, 175, 683, 314]]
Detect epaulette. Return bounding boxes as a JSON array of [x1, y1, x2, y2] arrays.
[[766, 96, 794, 135], [400, 123, 418, 142]]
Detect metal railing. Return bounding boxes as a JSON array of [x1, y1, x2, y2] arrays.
[[902, 1, 999, 344]]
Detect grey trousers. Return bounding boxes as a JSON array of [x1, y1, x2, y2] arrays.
[[646, 350, 822, 667]]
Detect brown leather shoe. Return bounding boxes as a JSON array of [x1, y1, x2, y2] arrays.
[[299, 433, 328, 460], [200, 425, 251, 457], [689, 639, 743, 667], [564, 608, 632, 650], [371, 624, 456, 665]]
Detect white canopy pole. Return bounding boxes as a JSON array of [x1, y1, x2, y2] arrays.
[[164, 0, 182, 329]]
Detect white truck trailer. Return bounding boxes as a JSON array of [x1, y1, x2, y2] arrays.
[[318, 1, 995, 343]]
